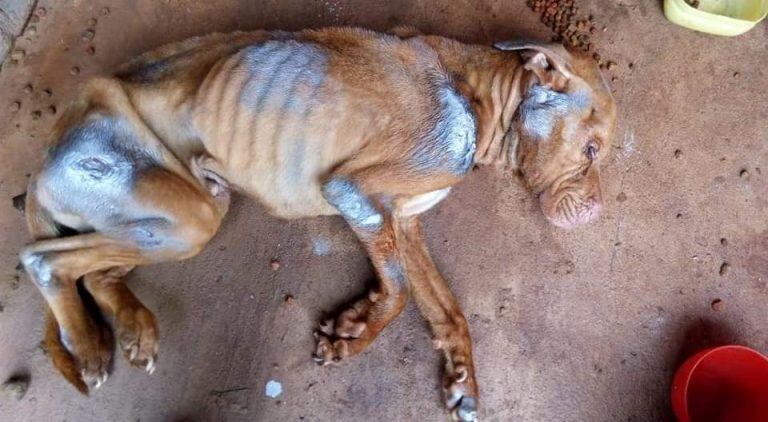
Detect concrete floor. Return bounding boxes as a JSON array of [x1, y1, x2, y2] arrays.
[[0, 1, 766, 421]]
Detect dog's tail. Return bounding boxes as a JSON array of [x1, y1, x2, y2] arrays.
[[22, 180, 90, 395]]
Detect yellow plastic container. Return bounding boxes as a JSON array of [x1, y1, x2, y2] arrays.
[[664, 0, 768, 36]]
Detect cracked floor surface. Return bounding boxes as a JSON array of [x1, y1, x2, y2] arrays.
[[0, 1, 766, 421]]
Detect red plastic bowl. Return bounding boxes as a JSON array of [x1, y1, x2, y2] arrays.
[[671, 345, 768, 422]]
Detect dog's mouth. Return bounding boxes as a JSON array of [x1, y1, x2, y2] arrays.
[[538, 176, 602, 229]]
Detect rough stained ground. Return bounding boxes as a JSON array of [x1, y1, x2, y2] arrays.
[[0, 0, 766, 421]]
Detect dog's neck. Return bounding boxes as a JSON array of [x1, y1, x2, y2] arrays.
[[417, 36, 528, 170], [463, 64, 526, 169]]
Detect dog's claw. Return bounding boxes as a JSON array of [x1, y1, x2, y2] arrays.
[[455, 365, 468, 383], [318, 319, 334, 336], [129, 344, 139, 361], [95, 372, 109, 389], [146, 357, 156, 374]]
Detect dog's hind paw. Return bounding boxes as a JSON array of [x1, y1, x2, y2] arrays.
[[116, 306, 159, 373]]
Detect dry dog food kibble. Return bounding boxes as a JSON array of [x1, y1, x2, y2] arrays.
[[526, 0, 616, 70], [711, 299, 724, 311], [719, 262, 730, 276], [527, 0, 594, 51]]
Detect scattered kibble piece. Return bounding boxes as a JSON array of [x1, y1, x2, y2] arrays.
[[47, 105, 57, 115], [674, 149, 683, 159], [270, 259, 281, 271], [31, 110, 42, 119], [101, 7, 111, 16], [616, 192, 627, 202], [35, 7, 47, 17], [711, 299, 724, 312], [719, 262, 730, 276], [70, 66, 81, 75], [82, 29, 95, 42], [10, 101, 21, 112], [88, 17, 98, 26]]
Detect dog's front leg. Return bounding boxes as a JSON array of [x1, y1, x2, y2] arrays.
[[394, 215, 478, 422], [313, 176, 409, 364]]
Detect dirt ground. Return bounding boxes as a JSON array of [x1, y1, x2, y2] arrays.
[[0, 0, 766, 421]]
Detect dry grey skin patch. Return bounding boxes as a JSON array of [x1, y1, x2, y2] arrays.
[[265, 380, 282, 398]]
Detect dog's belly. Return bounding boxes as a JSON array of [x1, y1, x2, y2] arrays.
[[192, 41, 371, 218], [201, 119, 348, 218]]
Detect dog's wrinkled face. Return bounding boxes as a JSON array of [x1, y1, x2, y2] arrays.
[[497, 42, 617, 228]]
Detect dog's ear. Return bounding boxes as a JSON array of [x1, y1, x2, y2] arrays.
[[494, 41, 573, 91]]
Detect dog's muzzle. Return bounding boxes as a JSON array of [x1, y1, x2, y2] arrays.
[[539, 177, 602, 229]]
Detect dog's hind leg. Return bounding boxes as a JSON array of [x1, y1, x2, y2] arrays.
[[22, 168, 224, 393], [21, 233, 146, 393], [83, 267, 158, 373]]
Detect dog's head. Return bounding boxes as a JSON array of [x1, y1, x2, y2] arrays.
[[496, 41, 616, 229]]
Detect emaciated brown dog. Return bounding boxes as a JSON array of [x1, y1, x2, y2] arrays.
[[19, 27, 616, 421]]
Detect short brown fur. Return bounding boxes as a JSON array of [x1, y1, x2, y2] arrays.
[[20, 27, 615, 421]]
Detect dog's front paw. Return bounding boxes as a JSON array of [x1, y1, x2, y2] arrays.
[[116, 306, 158, 374], [45, 315, 113, 394], [445, 364, 479, 422], [312, 301, 373, 365]]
